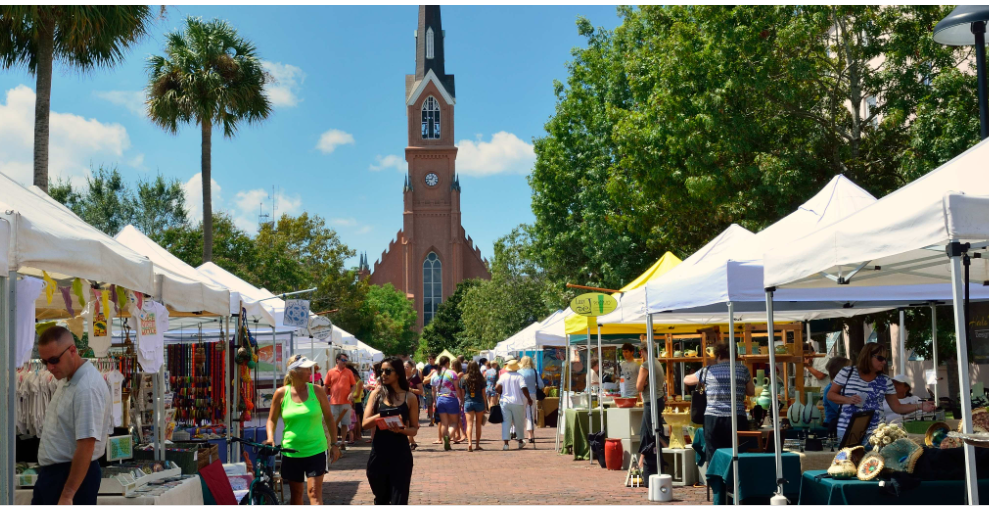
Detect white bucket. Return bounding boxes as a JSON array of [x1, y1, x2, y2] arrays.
[[649, 474, 673, 502]]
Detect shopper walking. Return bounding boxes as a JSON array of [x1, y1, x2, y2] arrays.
[[33, 326, 112, 505], [346, 362, 365, 445], [684, 342, 753, 465], [462, 361, 488, 451], [421, 355, 437, 426], [635, 341, 667, 480], [485, 361, 500, 408], [264, 355, 342, 505], [364, 357, 419, 505], [496, 360, 532, 451], [325, 352, 359, 451], [432, 356, 462, 450], [451, 358, 467, 444], [518, 356, 544, 445], [827, 343, 933, 445], [405, 360, 424, 450]]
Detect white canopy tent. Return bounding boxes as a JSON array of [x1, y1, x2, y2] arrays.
[[764, 139, 989, 504], [114, 225, 230, 316], [1, 176, 158, 502]]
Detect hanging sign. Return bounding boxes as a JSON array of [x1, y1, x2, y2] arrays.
[[569, 292, 619, 317], [283, 299, 311, 327], [308, 315, 333, 342]]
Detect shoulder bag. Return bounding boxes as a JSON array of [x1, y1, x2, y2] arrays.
[[690, 368, 707, 425], [534, 371, 547, 401]]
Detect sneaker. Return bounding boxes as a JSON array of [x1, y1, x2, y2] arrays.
[[502, 444, 509, 451], [518, 439, 526, 450]]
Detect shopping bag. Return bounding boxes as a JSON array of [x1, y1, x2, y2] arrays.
[[488, 404, 504, 424]]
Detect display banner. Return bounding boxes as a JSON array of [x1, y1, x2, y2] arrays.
[[284, 299, 311, 327]]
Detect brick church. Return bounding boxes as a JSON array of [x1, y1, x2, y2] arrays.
[[359, 5, 490, 330]]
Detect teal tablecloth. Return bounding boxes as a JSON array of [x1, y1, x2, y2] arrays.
[[559, 408, 604, 461], [798, 470, 989, 505], [706, 449, 802, 505]]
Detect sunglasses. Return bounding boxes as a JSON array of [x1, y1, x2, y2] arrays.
[[42, 344, 73, 366], [381, 367, 396, 375], [873, 354, 887, 363], [337, 357, 348, 362]]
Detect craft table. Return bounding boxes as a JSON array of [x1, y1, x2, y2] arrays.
[[15, 476, 204, 505], [798, 470, 989, 504], [538, 397, 559, 427], [792, 450, 839, 473], [706, 448, 802, 505], [559, 408, 604, 461]]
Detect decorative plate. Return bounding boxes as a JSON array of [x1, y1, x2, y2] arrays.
[[857, 452, 884, 481]]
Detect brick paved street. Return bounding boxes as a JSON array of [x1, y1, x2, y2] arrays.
[[299, 415, 712, 505]]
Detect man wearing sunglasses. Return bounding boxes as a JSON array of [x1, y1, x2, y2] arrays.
[[33, 326, 112, 505], [325, 352, 358, 450]]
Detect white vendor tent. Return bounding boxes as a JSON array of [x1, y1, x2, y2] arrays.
[[764, 139, 989, 504], [115, 225, 230, 316], [196, 262, 296, 330]]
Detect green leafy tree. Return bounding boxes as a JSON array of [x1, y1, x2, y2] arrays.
[[0, 6, 155, 192], [159, 212, 259, 279], [127, 174, 188, 241], [416, 279, 480, 360], [147, 16, 271, 263], [350, 283, 418, 356]]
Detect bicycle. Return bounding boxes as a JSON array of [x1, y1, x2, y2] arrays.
[[229, 436, 296, 505]]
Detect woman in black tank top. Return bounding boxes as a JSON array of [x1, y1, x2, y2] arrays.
[[363, 356, 419, 505]]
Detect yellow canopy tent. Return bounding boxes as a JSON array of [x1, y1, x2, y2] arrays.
[[437, 349, 458, 363], [565, 252, 688, 335]]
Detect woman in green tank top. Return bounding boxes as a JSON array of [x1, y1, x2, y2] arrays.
[[265, 355, 342, 505]]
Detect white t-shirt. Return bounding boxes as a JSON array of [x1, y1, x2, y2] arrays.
[[883, 395, 920, 426], [589, 369, 600, 387], [107, 370, 126, 427], [132, 301, 168, 372], [497, 371, 530, 405], [619, 361, 640, 398]]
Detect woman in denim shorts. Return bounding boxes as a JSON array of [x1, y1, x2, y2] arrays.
[[461, 361, 488, 451]]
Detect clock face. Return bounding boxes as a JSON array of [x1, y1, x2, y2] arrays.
[[425, 173, 439, 187]]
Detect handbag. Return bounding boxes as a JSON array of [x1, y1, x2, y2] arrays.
[[690, 369, 707, 425], [488, 404, 504, 424], [535, 374, 547, 401]]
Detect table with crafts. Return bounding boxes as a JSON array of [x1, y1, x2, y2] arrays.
[[538, 397, 560, 427], [706, 448, 802, 505], [560, 409, 604, 461], [798, 470, 989, 505], [14, 476, 204, 505]]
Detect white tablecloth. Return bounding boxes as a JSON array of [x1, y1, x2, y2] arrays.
[[16, 476, 203, 505]]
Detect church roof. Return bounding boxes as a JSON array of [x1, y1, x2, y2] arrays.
[[408, 5, 455, 101]]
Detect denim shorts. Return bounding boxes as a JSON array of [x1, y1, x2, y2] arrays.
[[436, 396, 460, 415], [464, 399, 485, 413]]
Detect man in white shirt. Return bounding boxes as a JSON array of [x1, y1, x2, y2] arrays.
[[619, 343, 640, 399], [34, 326, 112, 505], [496, 360, 533, 450]]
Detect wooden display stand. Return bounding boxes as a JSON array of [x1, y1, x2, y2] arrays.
[[740, 323, 807, 409], [649, 326, 723, 409]]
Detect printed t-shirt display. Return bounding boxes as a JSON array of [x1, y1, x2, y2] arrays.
[[326, 367, 357, 405], [16, 277, 45, 367]]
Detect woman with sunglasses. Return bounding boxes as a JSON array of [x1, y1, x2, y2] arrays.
[[364, 357, 419, 505], [827, 343, 935, 445]]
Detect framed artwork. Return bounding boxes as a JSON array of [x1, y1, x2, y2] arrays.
[[839, 411, 875, 448]]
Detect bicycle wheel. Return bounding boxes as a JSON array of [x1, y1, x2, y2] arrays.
[[239, 484, 279, 505]]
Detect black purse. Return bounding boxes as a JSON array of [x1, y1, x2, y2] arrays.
[[690, 369, 707, 425], [488, 404, 504, 424]]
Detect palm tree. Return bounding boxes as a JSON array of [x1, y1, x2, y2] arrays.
[[146, 16, 271, 263], [0, 6, 156, 192]]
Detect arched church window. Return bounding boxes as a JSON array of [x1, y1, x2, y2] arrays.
[[421, 96, 441, 139], [426, 27, 435, 59], [423, 252, 442, 325]]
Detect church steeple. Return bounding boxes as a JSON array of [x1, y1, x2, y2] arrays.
[[413, 5, 455, 99]]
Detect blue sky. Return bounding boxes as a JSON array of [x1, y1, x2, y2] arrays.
[[0, 5, 623, 268]]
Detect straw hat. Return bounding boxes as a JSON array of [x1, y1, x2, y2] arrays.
[[505, 360, 520, 371]]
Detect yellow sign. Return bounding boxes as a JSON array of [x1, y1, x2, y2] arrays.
[[569, 292, 619, 317]]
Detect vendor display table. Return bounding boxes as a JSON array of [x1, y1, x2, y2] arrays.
[[538, 397, 559, 428], [15, 476, 204, 505], [706, 449, 801, 505], [792, 450, 839, 473], [798, 470, 989, 505], [560, 409, 603, 461]]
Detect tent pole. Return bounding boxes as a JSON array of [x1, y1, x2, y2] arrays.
[[233, 304, 242, 462], [766, 289, 784, 498], [898, 310, 907, 375], [586, 321, 594, 463], [556, 334, 569, 452], [596, 324, 605, 434], [224, 315, 232, 463], [949, 250, 978, 505], [931, 303, 939, 403], [646, 314, 662, 481], [1, 272, 16, 504], [727, 302, 739, 506]]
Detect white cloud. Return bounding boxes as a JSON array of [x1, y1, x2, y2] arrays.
[[455, 131, 535, 176], [316, 129, 355, 154], [357, 225, 373, 235], [0, 85, 132, 186], [182, 173, 222, 225], [231, 187, 302, 231], [332, 218, 358, 227], [94, 90, 146, 117], [262, 61, 305, 108], [369, 154, 406, 172]]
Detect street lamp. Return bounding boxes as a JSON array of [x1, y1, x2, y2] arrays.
[[934, 5, 989, 140]]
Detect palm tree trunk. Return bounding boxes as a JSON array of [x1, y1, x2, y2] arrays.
[[201, 117, 213, 263], [33, 18, 55, 192]]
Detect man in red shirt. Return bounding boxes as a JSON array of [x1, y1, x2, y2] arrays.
[[325, 352, 358, 450]]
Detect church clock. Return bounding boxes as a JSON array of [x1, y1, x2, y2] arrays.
[[425, 173, 439, 186]]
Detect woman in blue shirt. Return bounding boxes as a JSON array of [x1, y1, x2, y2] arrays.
[[518, 356, 544, 444]]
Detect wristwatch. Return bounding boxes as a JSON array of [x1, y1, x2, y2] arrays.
[[332, 442, 343, 447]]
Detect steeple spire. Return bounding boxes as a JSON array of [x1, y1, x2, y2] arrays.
[[412, 5, 455, 99]]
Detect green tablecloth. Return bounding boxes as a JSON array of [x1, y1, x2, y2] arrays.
[[798, 470, 989, 505], [706, 449, 802, 505], [560, 408, 604, 461]]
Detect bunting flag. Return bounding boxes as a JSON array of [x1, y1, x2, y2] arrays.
[[115, 285, 128, 314], [101, 290, 111, 318], [66, 315, 84, 339], [109, 284, 118, 312], [59, 286, 74, 316], [71, 278, 86, 305], [41, 271, 56, 304]]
